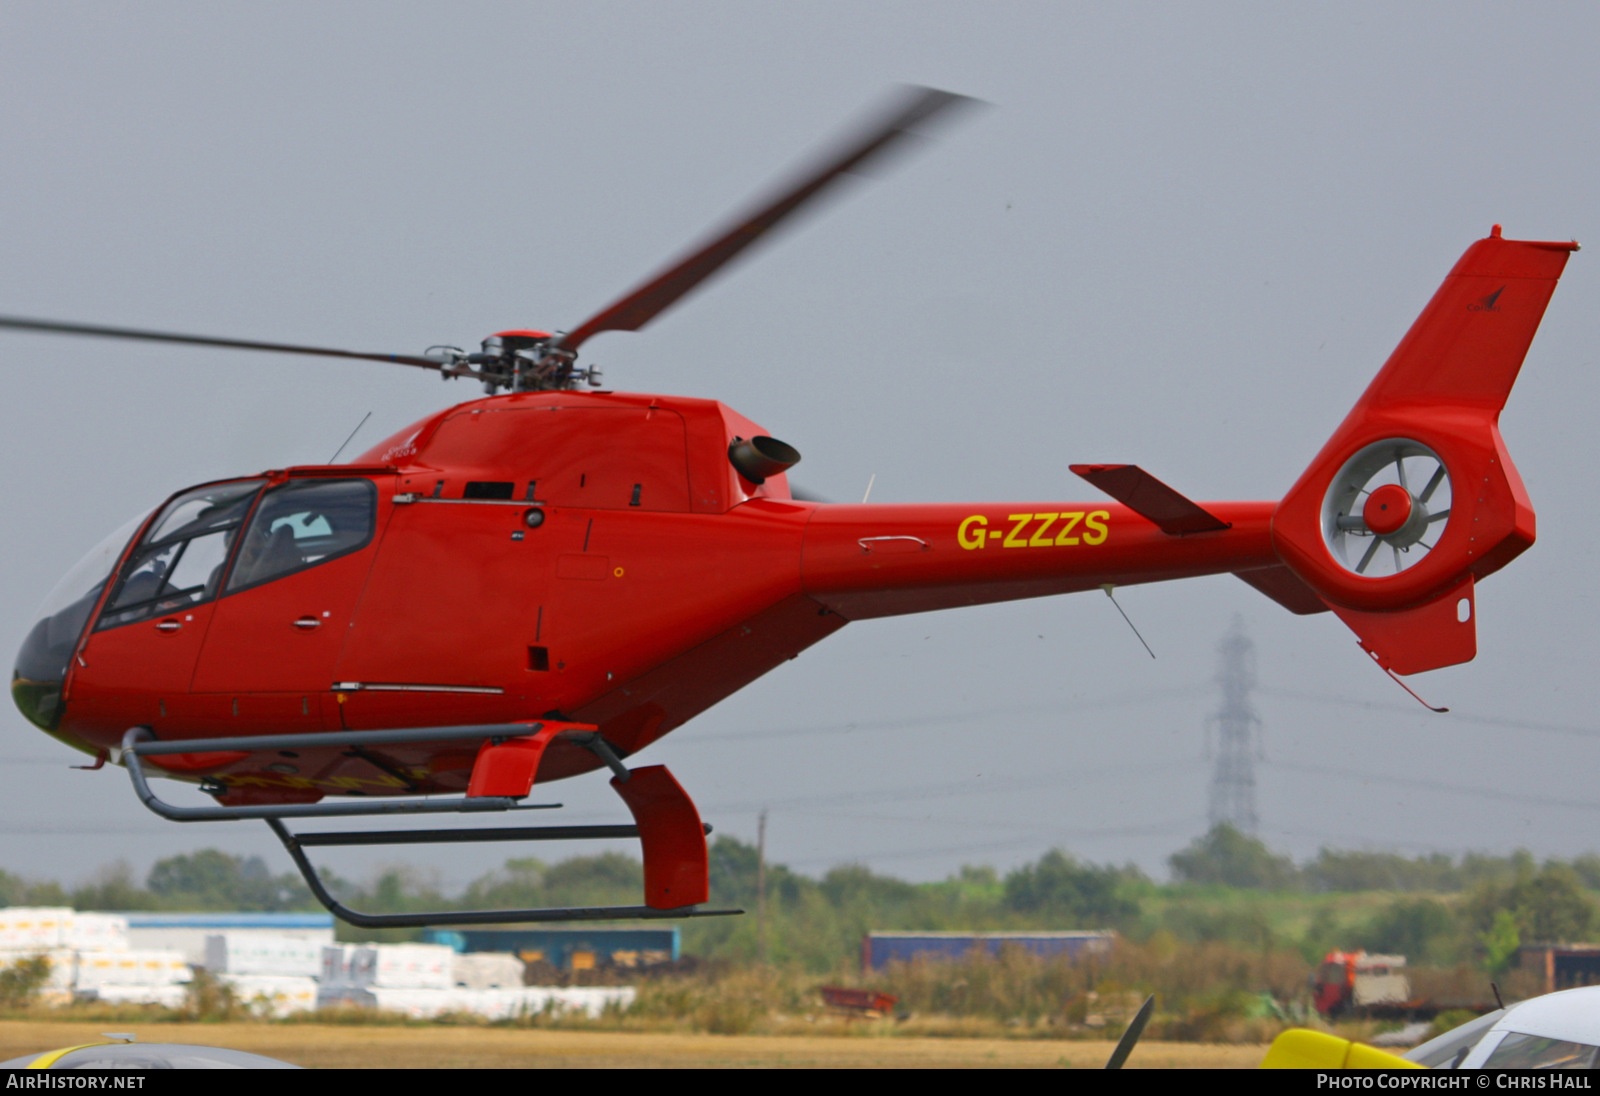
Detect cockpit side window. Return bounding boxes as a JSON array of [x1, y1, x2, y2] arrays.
[[95, 480, 263, 631], [225, 479, 376, 594]]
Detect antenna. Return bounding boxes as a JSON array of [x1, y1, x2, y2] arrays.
[[1100, 584, 1155, 658], [328, 410, 372, 464], [1207, 617, 1262, 833]]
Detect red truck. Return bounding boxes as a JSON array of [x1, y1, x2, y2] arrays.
[[1314, 951, 1419, 1019], [1314, 950, 1497, 1020]]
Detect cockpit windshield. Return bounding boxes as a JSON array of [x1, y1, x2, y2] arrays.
[[12, 509, 151, 730], [96, 479, 263, 631], [32, 511, 151, 626]]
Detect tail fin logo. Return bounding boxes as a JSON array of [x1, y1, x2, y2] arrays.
[[1467, 286, 1505, 312]]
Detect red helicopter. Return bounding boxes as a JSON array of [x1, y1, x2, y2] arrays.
[[4, 88, 1577, 927]]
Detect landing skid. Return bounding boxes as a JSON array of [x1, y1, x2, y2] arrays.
[[120, 725, 742, 926]]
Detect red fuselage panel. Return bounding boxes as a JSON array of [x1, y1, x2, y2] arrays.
[[48, 390, 1278, 800]]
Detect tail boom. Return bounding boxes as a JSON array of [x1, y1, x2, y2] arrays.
[[800, 501, 1275, 619], [799, 233, 1570, 674]]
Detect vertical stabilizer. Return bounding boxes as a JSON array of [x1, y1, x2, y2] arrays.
[[1271, 229, 1575, 674]]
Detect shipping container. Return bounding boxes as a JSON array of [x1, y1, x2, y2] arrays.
[[423, 927, 679, 971], [862, 931, 1115, 970], [120, 912, 334, 966]]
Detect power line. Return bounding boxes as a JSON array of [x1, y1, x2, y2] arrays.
[[779, 815, 1205, 869], [676, 683, 1208, 746], [1265, 760, 1600, 814], [703, 759, 1195, 814], [1259, 687, 1600, 739], [1265, 826, 1533, 856]]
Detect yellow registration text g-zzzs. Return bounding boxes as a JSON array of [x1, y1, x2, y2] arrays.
[[957, 511, 1110, 550]]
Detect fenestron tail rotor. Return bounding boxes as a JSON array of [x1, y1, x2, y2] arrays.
[[1321, 439, 1452, 579], [0, 86, 979, 395]]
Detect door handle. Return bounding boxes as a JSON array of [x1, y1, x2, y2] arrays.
[[154, 619, 182, 634], [291, 617, 322, 631]]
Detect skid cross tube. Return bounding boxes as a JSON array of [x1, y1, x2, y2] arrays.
[[120, 726, 560, 822], [124, 721, 541, 759], [568, 730, 631, 782], [267, 818, 741, 928], [288, 824, 697, 847]]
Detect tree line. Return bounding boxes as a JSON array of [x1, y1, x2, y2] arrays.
[[2, 825, 1594, 973]]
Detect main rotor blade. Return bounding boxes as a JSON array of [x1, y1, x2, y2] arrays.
[[0, 314, 461, 373], [556, 85, 980, 353]]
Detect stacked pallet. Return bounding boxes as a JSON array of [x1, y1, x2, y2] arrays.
[[0, 908, 641, 1020], [204, 933, 321, 1017], [342, 983, 636, 1021], [320, 942, 635, 1019], [450, 951, 525, 990], [319, 941, 452, 1011], [0, 908, 188, 1007]]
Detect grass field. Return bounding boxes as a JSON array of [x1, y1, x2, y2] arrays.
[[0, 1021, 1268, 1069]]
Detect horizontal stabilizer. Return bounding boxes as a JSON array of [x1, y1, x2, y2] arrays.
[[1235, 566, 1330, 616], [1326, 575, 1476, 676], [1071, 464, 1230, 535]]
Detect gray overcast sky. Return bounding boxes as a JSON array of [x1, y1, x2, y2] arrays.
[[2, 2, 1599, 892]]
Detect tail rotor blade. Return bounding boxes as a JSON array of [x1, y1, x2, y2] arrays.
[[1355, 536, 1384, 575], [1419, 464, 1447, 504]]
